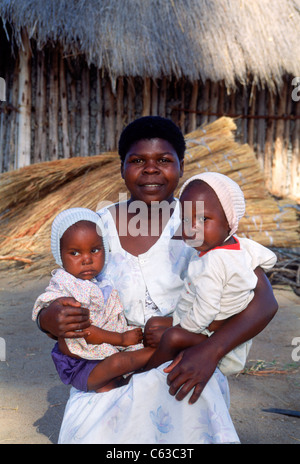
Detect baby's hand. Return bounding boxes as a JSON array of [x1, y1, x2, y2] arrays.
[[122, 328, 143, 346]]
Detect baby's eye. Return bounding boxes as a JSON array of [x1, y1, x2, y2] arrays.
[[182, 217, 190, 223], [70, 251, 80, 256], [91, 248, 102, 253], [197, 216, 207, 223]]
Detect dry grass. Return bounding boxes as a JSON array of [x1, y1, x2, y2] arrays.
[[0, 117, 298, 275]]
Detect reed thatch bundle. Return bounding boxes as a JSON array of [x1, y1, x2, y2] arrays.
[[1, 0, 300, 91], [0, 117, 299, 275]]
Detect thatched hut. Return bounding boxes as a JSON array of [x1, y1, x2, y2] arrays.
[[0, 0, 300, 200]]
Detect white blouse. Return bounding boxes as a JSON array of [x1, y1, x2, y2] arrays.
[[97, 201, 195, 327]]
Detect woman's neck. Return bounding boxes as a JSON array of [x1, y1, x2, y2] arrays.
[[114, 200, 176, 256]]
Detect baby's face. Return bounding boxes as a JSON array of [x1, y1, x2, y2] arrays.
[[180, 181, 230, 253], [60, 221, 105, 280]]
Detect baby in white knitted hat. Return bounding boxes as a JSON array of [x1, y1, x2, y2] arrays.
[[144, 172, 277, 376], [32, 207, 154, 393]]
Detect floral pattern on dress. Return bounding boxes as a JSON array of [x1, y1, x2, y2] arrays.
[[150, 406, 174, 434], [32, 268, 143, 360]]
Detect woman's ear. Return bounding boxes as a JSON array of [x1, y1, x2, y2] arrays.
[[120, 161, 124, 179], [179, 159, 184, 177]]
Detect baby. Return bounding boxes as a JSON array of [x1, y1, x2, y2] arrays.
[[144, 172, 277, 375], [32, 207, 154, 392]]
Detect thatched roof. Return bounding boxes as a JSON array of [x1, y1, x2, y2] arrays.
[[1, 0, 300, 90]]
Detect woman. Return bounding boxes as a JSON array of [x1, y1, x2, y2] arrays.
[[37, 116, 277, 443]]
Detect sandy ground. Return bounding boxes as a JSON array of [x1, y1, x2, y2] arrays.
[[0, 272, 299, 445]]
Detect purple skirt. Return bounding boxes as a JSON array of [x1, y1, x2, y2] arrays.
[[51, 343, 100, 392]]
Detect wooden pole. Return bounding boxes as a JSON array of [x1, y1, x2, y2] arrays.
[[59, 53, 70, 158], [291, 99, 300, 201], [242, 85, 248, 144], [218, 80, 225, 117], [264, 91, 275, 191], [179, 79, 185, 132], [104, 78, 115, 151], [49, 47, 59, 160], [80, 66, 90, 156], [2, 70, 11, 172], [95, 70, 102, 154], [209, 81, 219, 123], [116, 76, 124, 147], [248, 85, 256, 148], [158, 77, 167, 118], [34, 50, 47, 163], [151, 79, 158, 115], [142, 77, 151, 116], [283, 80, 292, 197], [187, 81, 198, 133], [127, 77, 135, 123], [201, 81, 210, 125], [69, 77, 77, 157], [272, 81, 287, 196], [10, 61, 19, 170], [256, 89, 266, 170], [16, 30, 32, 168]]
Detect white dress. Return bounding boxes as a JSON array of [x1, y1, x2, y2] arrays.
[[58, 202, 240, 444]]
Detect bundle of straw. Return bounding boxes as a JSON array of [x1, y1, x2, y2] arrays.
[[0, 117, 298, 275]]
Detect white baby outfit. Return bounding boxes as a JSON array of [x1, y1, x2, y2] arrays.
[[172, 236, 277, 375], [173, 236, 277, 330]]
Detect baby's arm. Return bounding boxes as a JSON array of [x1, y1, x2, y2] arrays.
[[84, 325, 143, 347]]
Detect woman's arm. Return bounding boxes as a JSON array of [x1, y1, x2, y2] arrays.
[[38, 297, 90, 339], [165, 267, 278, 404]]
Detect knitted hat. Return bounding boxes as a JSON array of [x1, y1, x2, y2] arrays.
[[51, 207, 109, 268], [179, 172, 245, 238]]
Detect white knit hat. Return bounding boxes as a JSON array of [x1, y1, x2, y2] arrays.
[[51, 207, 109, 268], [179, 172, 245, 238]]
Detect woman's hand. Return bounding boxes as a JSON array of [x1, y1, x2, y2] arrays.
[[38, 297, 90, 339], [164, 339, 219, 404]]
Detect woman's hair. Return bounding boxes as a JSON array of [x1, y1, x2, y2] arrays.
[[118, 116, 186, 161]]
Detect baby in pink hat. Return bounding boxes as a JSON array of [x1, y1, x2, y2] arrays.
[[144, 172, 277, 376]]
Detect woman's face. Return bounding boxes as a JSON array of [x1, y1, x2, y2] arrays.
[[121, 138, 184, 205], [180, 181, 230, 253]]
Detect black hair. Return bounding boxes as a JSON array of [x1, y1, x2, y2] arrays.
[[118, 116, 186, 161]]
